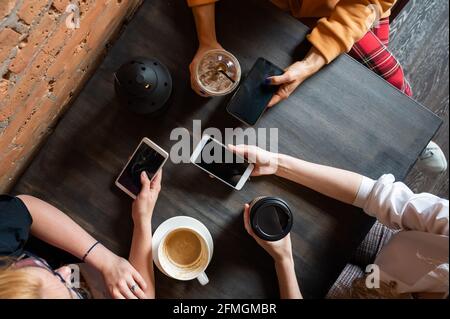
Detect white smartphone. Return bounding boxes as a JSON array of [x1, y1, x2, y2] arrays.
[[115, 137, 168, 199], [190, 135, 254, 190]]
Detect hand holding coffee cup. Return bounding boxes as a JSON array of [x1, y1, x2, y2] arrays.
[[243, 203, 294, 262], [190, 42, 224, 96], [191, 49, 241, 97]]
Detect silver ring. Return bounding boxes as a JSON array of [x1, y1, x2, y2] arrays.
[[130, 284, 136, 292]]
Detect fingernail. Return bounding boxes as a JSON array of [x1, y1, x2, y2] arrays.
[[264, 78, 271, 85]]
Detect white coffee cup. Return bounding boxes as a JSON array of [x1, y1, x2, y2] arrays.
[[153, 216, 213, 285]]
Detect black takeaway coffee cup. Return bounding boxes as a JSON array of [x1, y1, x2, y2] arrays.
[[249, 196, 293, 241]]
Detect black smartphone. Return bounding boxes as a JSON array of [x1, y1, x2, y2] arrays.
[[226, 57, 284, 126]]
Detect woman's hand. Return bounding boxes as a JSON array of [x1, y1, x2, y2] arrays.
[[132, 170, 162, 226], [127, 170, 161, 299], [189, 42, 224, 96], [243, 204, 302, 299], [243, 204, 293, 262], [101, 254, 148, 299], [228, 144, 279, 176], [267, 47, 326, 107]]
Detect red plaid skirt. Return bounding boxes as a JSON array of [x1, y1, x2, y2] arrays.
[[349, 18, 412, 96]]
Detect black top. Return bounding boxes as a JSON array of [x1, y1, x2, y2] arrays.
[[0, 195, 32, 258]]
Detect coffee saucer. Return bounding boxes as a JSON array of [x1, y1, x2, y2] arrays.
[[152, 216, 214, 277]]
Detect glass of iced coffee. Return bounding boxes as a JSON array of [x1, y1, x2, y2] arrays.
[[194, 49, 241, 97]]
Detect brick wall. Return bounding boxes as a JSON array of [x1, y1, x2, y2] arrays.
[[0, 0, 142, 192]]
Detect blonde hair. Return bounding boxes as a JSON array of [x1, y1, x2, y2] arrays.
[[348, 277, 412, 299], [0, 257, 42, 299], [342, 257, 449, 299]]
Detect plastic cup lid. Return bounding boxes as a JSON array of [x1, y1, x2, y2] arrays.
[[250, 197, 293, 241]]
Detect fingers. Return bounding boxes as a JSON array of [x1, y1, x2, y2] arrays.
[[130, 283, 147, 299], [132, 270, 147, 291], [268, 86, 290, 107], [140, 171, 151, 189], [267, 72, 293, 85], [128, 275, 147, 299], [243, 204, 255, 237], [250, 167, 262, 177], [191, 77, 208, 97], [229, 144, 263, 167], [190, 62, 208, 97], [112, 289, 125, 299], [150, 169, 162, 191], [228, 144, 247, 158], [229, 144, 258, 157], [119, 280, 138, 299], [189, 60, 195, 74], [139, 170, 162, 197], [268, 81, 299, 107], [267, 67, 304, 107], [268, 93, 283, 107]]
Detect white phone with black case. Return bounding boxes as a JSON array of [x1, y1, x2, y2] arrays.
[[115, 137, 168, 199], [190, 135, 254, 190]]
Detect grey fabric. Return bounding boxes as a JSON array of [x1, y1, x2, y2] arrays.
[[351, 221, 394, 267], [326, 263, 365, 299], [327, 221, 394, 298]]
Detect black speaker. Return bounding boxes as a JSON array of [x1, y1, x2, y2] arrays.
[[114, 57, 172, 115]]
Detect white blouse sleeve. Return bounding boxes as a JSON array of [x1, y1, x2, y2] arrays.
[[353, 174, 449, 236]]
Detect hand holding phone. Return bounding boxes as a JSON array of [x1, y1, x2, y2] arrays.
[[115, 138, 168, 199], [226, 57, 284, 126], [131, 169, 162, 225], [190, 135, 254, 190]]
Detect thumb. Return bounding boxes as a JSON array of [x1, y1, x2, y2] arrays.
[[250, 167, 262, 176], [228, 144, 247, 158], [243, 204, 252, 234], [267, 72, 292, 85], [150, 170, 162, 190], [243, 204, 256, 238], [140, 171, 151, 191]]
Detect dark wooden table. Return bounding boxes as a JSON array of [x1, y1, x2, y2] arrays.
[[13, 0, 442, 298]]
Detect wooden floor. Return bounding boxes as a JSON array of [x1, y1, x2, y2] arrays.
[[390, 0, 449, 198]]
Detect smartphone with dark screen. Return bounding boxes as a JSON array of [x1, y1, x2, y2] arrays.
[[190, 135, 254, 190], [226, 57, 284, 126], [115, 138, 168, 199]]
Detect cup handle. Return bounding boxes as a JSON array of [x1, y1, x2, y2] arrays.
[[197, 272, 209, 286]]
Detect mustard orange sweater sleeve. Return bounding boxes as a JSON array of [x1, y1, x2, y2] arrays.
[[187, 0, 217, 7], [307, 0, 396, 64]]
